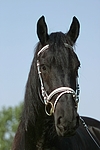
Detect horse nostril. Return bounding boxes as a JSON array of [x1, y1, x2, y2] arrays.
[[57, 117, 66, 132], [57, 116, 62, 126]]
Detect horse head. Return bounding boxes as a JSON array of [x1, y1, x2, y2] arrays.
[[36, 16, 80, 137]]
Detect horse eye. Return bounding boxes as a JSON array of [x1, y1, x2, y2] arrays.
[[41, 65, 46, 71]]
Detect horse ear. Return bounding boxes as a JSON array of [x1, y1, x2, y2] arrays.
[[67, 16, 80, 44], [37, 16, 49, 46]]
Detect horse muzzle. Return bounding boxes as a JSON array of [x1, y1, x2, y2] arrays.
[[55, 114, 79, 137]]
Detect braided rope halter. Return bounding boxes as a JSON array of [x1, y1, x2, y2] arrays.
[[37, 43, 80, 116]]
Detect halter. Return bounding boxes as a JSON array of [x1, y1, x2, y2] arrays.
[[37, 44, 80, 116]]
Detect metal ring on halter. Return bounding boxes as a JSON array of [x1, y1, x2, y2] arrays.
[[45, 101, 54, 116]]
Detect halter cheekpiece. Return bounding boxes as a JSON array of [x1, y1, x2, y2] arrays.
[[37, 43, 80, 116]]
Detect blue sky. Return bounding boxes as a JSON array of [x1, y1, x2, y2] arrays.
[[0, 1, 100, 120]]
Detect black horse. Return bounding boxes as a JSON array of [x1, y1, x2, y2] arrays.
[[12, 16, 100, 150]]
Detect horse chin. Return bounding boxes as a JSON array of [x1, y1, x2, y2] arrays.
[[56, 127, 76, 137]]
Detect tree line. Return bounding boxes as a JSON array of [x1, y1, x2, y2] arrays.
[[0, 103, 23, 150]]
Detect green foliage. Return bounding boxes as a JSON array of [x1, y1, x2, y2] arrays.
[[0, 103, 23, 150]]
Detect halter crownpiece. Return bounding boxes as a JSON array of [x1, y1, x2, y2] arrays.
[[37, 44, 80, 116], [37, 44, 49, 56]]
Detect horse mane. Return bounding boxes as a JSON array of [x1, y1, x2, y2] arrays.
[[21, 44, 41, 128]]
